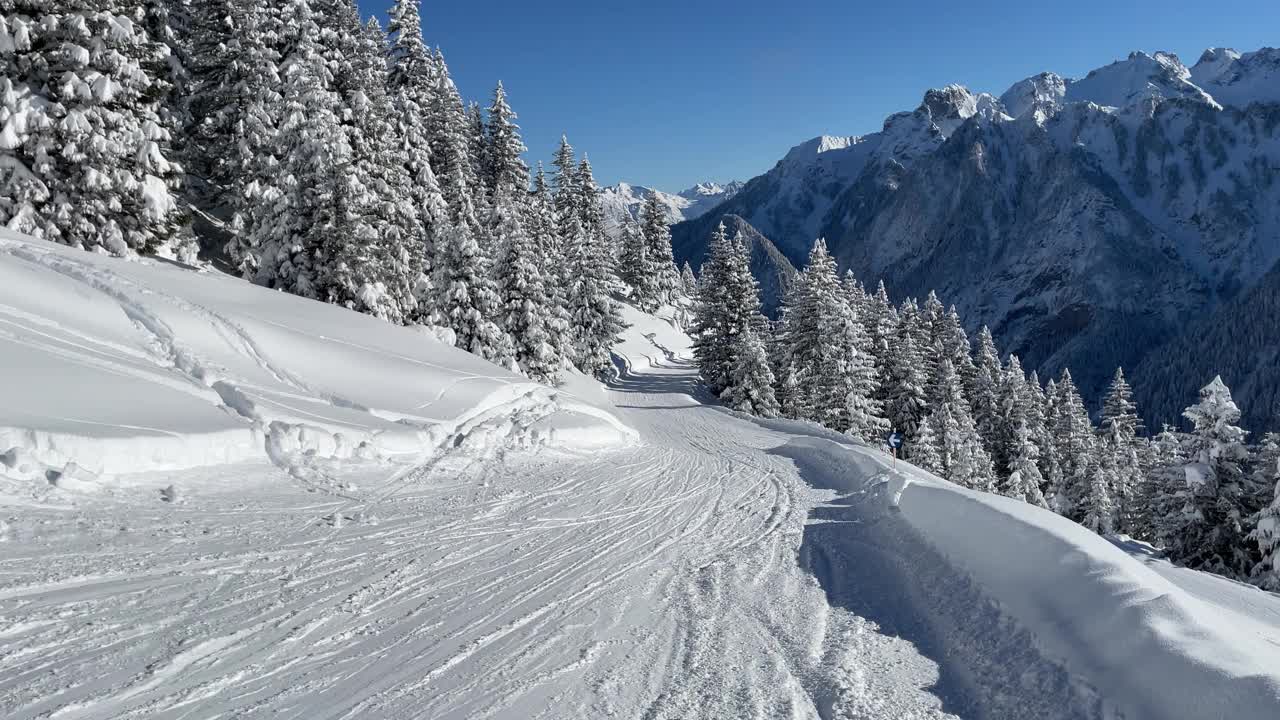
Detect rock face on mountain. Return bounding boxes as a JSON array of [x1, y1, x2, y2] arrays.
[[600, 181, 742, 237], [672, 47, 1280, 428]]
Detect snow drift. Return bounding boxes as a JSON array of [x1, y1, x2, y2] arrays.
[[0, 230, 633, 488], [778, 434, 1280, 719]]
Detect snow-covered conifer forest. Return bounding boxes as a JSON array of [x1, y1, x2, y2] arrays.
[[1, 2, 1279, 717]]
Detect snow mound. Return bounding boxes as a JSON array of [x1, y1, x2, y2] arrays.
[[0, 231, 634, 487], [779, 435, 1280, 720], [611, 301, 695, 372]]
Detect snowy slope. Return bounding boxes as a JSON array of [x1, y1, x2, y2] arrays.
[[780, 435, 1280, 720], [0, 230, 633, 492], [1, 300, 1278, 718]]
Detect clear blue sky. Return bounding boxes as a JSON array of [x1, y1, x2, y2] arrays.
[[358, 0, 1278, 191]]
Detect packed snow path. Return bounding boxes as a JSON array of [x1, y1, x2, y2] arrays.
[[3, 361, 1278, 719]]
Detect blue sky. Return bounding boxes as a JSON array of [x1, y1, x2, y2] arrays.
[[358, 1, 1279, 191]]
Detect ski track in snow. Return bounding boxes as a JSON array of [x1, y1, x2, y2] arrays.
[[3, 359, 1274, 718]]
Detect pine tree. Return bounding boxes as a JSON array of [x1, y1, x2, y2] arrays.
[[1160, 377, 1256, 578], [969, 326, 1004, 455], [722, 326, 779, 417], [1248, 433, 1280, 590], [913, 413, 946, 477], [1, 0, 190, 257], [882, 308, 930, 449], [680, 262, 697, 297], [528, 163, 572, 369], [692, 223, 760, 395], [1047, 370, 1098, 521], [386, 0, 449, 318], [617, 213, 653, 305], [575, 155, 612, 272], [316, 5, 422, 322], [1141, 424, 1188, 542], [993, 354, 1033, 478], [632, 191, 677, 311], [931, 358, 996, 491], [1100, 367, 1146, 535], [251, 0, 351, 298], [494, 208, 558, 382], [483, 82, 527, 202], [782, 240, 885, 439], [427, 49, 481, 238], [1002, 418, 1049, 507]]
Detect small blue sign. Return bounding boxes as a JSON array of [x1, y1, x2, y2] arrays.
[[887, 431, 904, 449]]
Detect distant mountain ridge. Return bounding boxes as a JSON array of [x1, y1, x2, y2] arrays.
[[600, 180, 743, 237], [671, 46, 1280, 430]]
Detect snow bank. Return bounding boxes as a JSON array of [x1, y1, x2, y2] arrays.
[[779, 435, 1280, 720], [612, 301, 694, 372], [0, 231, 633, 486]]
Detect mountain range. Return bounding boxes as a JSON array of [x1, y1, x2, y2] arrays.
[[670, 47, 1280, 432], [600, 181, 743, 237]]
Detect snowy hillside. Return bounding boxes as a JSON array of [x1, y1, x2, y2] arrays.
[[600, 180, 742, 237], [0, 230, 633, 493], [2, 271, 1277, 717], [672, 46, 1280, 418]]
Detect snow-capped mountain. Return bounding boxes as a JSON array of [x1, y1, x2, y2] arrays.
[[672, 46, 1280, 428], [600, 180, 743, 236]]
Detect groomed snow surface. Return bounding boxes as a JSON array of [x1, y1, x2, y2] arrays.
[[1, 233, 1278, 719]]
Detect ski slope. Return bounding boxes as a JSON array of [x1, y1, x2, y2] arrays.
[[2, 235, 1279, 718]]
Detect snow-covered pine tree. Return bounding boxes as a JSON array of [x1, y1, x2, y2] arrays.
[[1, 0, 190, 257], [722, 326, 779, 418], [640, 192, 680, 303], [633, 191, 677, 311], [483, 82, 556, 381], [494, 209, 557, 382], [912, 412, 946, 477], [617, 213, 653, 305], [550, 135, 578, 237], [691, 222, 732, 391], [1140, 424, 1188, 542], [782, 239, 885, 438], [833, 299, 888, 442], [251, 0, 352, 298], [783, 239, 841, 425], [692, 224, 761, 395], [680, 262, 697, 297], [882, 307, 930, 451], [1047, 370, 1097, 522], [1100, 367, 1146, 535], [575, 155, 613, 270], [483, 82, 527, 203], [1023, 370, 1052, 488], [316, 5, 422, 322], [386, 0, 449, 318], [563, 207, 626, 379], [433, 219, 514, 367], [467, 100, 488, 196], [918, 290, 946, 382], [1001, 418, 1049, 507], [968, 326, 1004, 450], [1078, 429, 1117, 534], [528, 162, 573, 367], [931, 357, 996, 491], [427, 49, 482, 239], [993, 354, 1033, 478], [1248, 433, 1280, 590], [1160, 376, 1256, 578]]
